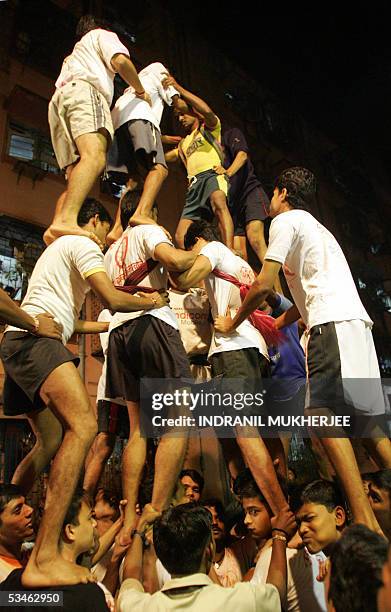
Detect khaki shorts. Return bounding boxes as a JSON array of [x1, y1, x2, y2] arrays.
[[48, 80, 114, 170]]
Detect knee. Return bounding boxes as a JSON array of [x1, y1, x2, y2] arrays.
[[74, 417, 98, 446], [33, 432, 62, 459], [80, 149, 106, 174]]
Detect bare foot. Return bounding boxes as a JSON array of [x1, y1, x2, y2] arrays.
[[44, 224, 104, 250], [22, 557, 95, 588]]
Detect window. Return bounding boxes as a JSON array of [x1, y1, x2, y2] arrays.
[[0, 215, 45, 301], [6, 121, 60, 175]]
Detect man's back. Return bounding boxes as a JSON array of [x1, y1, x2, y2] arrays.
[[105, 225, 177, 331], [112, 62, 179, 131], [55, 28, 129, 105], [199, 240, 268, 358], [118, 572, 280, 612], [266, 209, 370, 329]]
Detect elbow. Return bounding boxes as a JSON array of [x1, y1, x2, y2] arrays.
[[111, 53, 128, 73]]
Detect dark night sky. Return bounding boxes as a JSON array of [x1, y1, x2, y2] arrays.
[[168, 1, 391, 167]]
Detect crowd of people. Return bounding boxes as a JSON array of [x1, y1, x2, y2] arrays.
[[0, 13, 390, 611]]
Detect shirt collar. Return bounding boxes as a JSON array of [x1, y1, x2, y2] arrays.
[[160, 573, 212, 592]]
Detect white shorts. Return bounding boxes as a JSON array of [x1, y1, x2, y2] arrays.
[[306, 319, 384, 416]]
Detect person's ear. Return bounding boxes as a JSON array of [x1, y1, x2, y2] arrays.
[[334, 506, 346, 528], [280, 187, 288, 202], [63, 522, 76, 543]]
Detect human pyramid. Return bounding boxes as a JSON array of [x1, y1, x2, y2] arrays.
[[0, 14, 390, 612]]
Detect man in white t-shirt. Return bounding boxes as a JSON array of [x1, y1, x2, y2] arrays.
[[175, 220, 287, 516], [215, 166, 391, 534], [106, 62, 181, 243], [45, 15, 151, 247], [0, 198, 167, 588], [104, 190, 197, 542]]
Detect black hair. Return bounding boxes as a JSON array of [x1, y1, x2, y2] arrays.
[[290, 479, 345, 513], [183, 220, 220, 250], [77, 197, 112, 227], [97, 489, 120, 521], [76, 15, 108, 39], [0, 484, 23, 517], [153, 503, 212, 574], [233, 468, 288, 505], [274, 166, 317, 211], [119, 189, 144, 229], [370, 469, 391, 495], [328, 524, 388, 612], [203, 498, 226, 525], [63, 487, 91, 529], [179, 469, 204, 494]]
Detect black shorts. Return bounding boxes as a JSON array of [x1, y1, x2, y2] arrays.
[[181, 170, 229, 221], [210, 347, 270, 417], [97, 400, 130, 438], [107, 119, 167, 177], [231, 186, 269, 236], [0, 332, 79, 416], [106, 315, 191, 402]]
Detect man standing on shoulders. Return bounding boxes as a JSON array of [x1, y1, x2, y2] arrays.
[[163, 74, 234, 250], [45, 14, 151, 245]]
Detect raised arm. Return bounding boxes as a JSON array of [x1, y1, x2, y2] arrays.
[[265, 506, 297, 606], [162, 74, 218, 129]]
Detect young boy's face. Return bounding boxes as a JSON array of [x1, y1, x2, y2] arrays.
[[295, 502, 345, 554], [368, 482, 391, 536], [242, 496, 272, 540]]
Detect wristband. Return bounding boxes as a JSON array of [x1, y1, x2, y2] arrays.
[[272, 534, 287, 543], [131, 529, 145, 542], [271, 528, 289, 538]]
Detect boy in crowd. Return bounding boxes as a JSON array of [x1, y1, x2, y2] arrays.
[[45, 15, 151, 245], [215, 166, 391, 533], [235, 469, 325, 611], [203, 498, 243, 587], [368, 469, 391, 540], [180, 469, 204, 503], [0, 488, 112, 611], [106, 61, 180, 243], [0, 485, 33, 583], [117, 502, 296, 611], [0, 198, 167, 587], [176, 219, 287, 515], [327, 524, 387, 612], [163, 74, 234, 249]]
